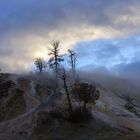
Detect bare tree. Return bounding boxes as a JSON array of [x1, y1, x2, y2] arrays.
[[59, 68, 73, 112], [48, 41, 64, 80], [68, 49, 77, 80], [34, 57, 46, 73]]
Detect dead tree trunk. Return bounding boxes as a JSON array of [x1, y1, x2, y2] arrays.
[[59, 68, 73, 112]]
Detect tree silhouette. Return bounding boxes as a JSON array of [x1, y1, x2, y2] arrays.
[[68, 49, 77, 80], [48, 41, 64, 82], [34, 57, 46, 73], [59, 68, 73, 112]]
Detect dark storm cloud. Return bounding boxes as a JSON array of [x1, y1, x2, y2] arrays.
[[0, 0, 140, 36]]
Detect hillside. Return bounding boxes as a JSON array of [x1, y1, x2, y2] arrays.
[[0, 73, 140, 140]]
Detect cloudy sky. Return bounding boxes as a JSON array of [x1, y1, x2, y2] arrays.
[[0, 0, 140, 78]]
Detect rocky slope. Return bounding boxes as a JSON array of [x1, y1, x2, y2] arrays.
[[0, 73, 140, 140]]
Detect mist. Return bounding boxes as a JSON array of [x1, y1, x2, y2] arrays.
[[76, 67, 140, 97]]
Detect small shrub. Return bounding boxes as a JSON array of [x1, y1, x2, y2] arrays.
[[50, 110, 64, 119], [0, 80, 16, 99], [36, 111, 52, 125], [125, 103, 134, 111], [34, 111, 56, 134], [0, 88, 26, 121], [71, 82, 100, 111], [67, 107, 92, 123]]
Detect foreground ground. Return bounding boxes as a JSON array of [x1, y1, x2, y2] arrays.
[[0, 73, 140, 140]]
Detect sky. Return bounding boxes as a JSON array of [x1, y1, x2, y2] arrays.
[[0, 0, 140, 79]]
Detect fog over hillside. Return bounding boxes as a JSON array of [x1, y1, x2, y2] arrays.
[[77, 67, 140, 95]]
